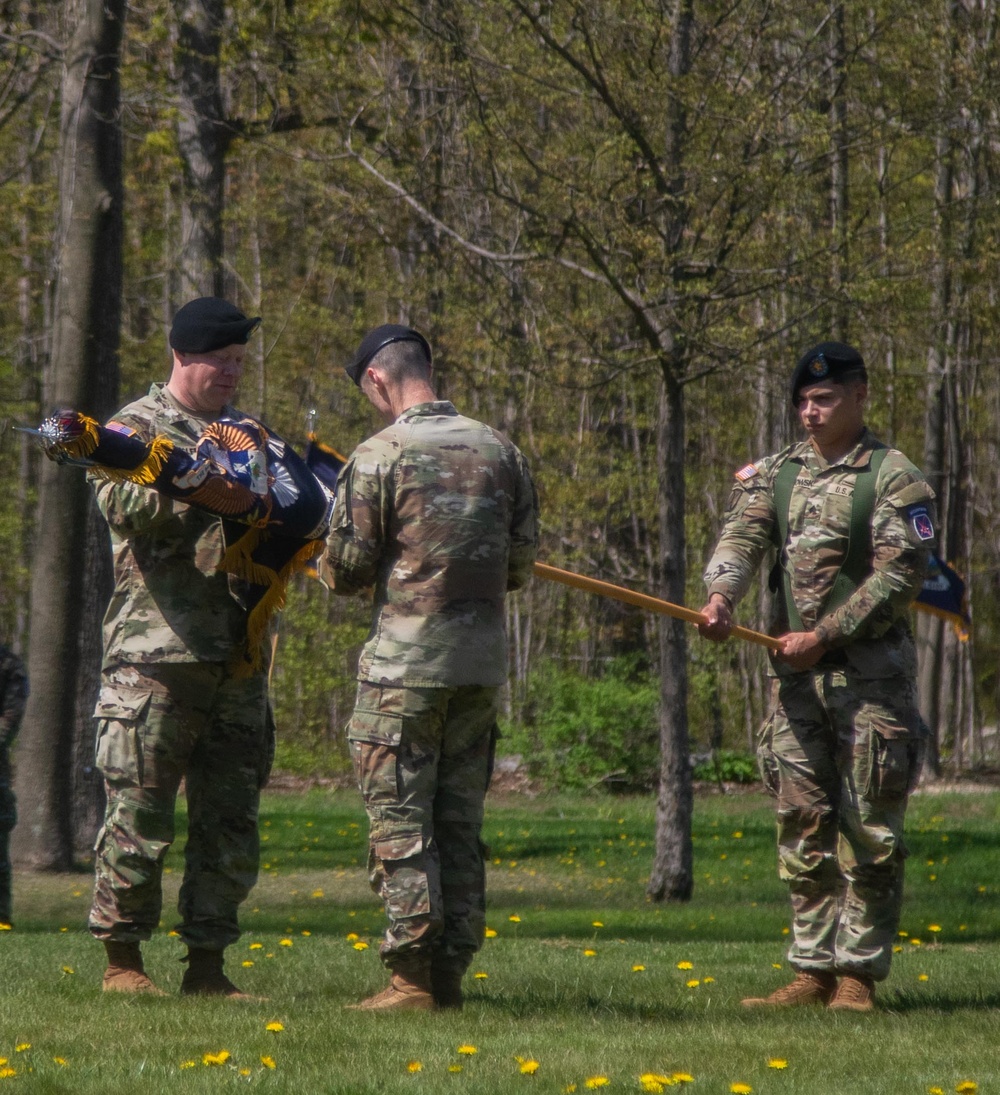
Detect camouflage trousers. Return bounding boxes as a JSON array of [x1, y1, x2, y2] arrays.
[[758, 669, 924, 982], [0, 763, 14, 924], [349, 681, 499, 970], [89, 662, 273, 949]]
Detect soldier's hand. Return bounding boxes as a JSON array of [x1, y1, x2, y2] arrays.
[[698, 594, 734, 641], [777, 630, 826, 670]]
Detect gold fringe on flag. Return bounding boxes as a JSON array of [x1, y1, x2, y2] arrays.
[[92, 435, 175, 487]]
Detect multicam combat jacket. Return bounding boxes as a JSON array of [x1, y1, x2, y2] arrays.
[[703, 427, 935, 679], [325, 401, 539, 687], [92, 384, 253, 667]]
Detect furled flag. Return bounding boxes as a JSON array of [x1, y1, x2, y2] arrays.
[[914, 553, 970, 640], [304, 434, 346, 493]]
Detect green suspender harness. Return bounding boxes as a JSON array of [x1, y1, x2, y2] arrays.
[[772, 446, 889, 632]]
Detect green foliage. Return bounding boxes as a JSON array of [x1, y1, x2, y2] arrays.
[[691, 749, 758, 784], [503, 657, 659, 791]]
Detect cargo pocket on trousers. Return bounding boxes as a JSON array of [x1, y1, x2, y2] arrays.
[[349, 705, 405, 806], [93, 685, 152, 785], [372, 830, 431, 918], [864, 722, 917, 801], [755, 711, 780, 798]]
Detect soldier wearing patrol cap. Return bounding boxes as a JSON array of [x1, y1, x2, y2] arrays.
[[87, 297, 276, 999], [698, 340, 935, 1012], [324, 324, 539, 1011]]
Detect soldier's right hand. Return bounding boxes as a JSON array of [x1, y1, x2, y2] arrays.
[[698, 594, 734, 641]]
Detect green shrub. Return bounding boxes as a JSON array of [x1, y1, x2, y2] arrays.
[[691, 749, 758, 784], [501, 656, 659, 791]]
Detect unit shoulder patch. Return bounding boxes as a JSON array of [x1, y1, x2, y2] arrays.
[[908, 504, 935, 542]]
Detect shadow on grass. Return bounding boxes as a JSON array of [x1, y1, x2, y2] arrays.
[[882, 989, 1000, 1013]]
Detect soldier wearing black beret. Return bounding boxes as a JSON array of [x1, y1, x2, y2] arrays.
[[699, 338, 934, 1013]]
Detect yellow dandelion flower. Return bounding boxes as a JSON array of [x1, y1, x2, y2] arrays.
[[311, 889, 324, 898], [781, 927, 790, 935], [702, 976, 715, 983], [910, 938, 923, 946], [457, 1044, 478, 1055], [955, 1083, 978, 1094], [53, 1058, 68, 1067], [928, 1088, 944, 1095], [919, 974, 929, 982], [639, 1074, 672, 1088], [13, 1046, 29, 1054], [202, 1051, 231, 1066], [686, 979, 700, 988], [474, 971, 489, 979], [730, 1085, 753, 1095], [449, 1064, 464, 1073], [346, 932, 359, 942], [407, 1061, 423, 1073], [0, 1070, 16, 1079], [928, 924, 942, 933], [772, 963, 782, 969], [279, 938, 293, 947], [266, 1021, 285, 1033], [261, 1056, 276, 1070], [509, 914, 522, 923], [632, 965, 646, 972], [592, 921, 604, 928], [893, 946, 904, 953], [584, 1078, 609, 1090], [584, 949, 597, 957], [672, 1074, 694, 1084], [564, 1086, 578, 1094], [242, 960, 254, 968], [353, 941, 369, 951], [898, 930, 909, 937], [485, 928, 498, 938], [641, 1081, 665, 1093], [239, 1068, 252, 1077], [168, 930, 180, 937], [676, 961, 693, 970], [250, 942, 263, 950], [62, 966, 75, 975], [179, 1061, 197, 1070], [0, 924, 10, 931], [301, 930, 311, 937], [768, 1059, 788, 1069], [732, 831, 743, 838], [518, 1058, 540, 1075]]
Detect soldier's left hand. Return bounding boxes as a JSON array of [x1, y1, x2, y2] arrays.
[[777, 630, 826, 670]]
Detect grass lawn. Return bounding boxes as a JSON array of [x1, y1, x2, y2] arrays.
[[2, 785, 999, 1094]]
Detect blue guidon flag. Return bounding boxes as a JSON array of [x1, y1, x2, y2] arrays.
[[915, 553, 970, 640]]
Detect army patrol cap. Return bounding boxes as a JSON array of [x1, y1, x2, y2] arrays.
[[791, 341, 868, 405], [169, 297, 262, 354], [345, 324, 431, 386]]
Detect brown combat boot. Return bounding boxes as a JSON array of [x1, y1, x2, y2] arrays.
[[829, 973, 875, 1012], [741, 970, 837, 1008], [347, 955, 436, 1012], [180, 947, 262, 1001], [102, 940, 167, 996], [431, 956, 467, 1011]]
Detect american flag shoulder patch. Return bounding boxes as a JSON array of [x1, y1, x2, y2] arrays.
[[105, 420, 138, 437], [734, 463, 758, 482]]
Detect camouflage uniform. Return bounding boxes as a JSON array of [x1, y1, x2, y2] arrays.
[[0, 644, 28, 926], [88, 384, 273, 949], [703, 427, 934, 982], [325, 400, 538, 971]]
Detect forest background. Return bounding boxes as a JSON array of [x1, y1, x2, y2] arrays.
[[0, 1, 998, 899]]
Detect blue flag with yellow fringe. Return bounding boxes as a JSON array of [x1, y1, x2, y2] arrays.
[[915, 553, 970, 640]]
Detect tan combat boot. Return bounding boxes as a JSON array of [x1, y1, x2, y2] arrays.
[[431, 956, 468, 1011], [829, 973, 875, 1012], [347, 955, 436, 1012], [180, 947, 262, 1001], [102, 940, 167, 995], [741, 970, 837, 1008]]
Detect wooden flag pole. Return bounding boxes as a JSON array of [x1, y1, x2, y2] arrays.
[[532, 561, 782, 652]]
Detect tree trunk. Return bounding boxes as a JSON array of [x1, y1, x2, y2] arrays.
[[173, 0, 229, 298], [12, 0, 124, 869], [647, 370, 693, 902]]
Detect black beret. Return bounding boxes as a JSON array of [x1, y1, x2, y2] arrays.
[[169, 297, 261, 354], [791, 341, 867, 405], [345, 324, 431, 386]]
